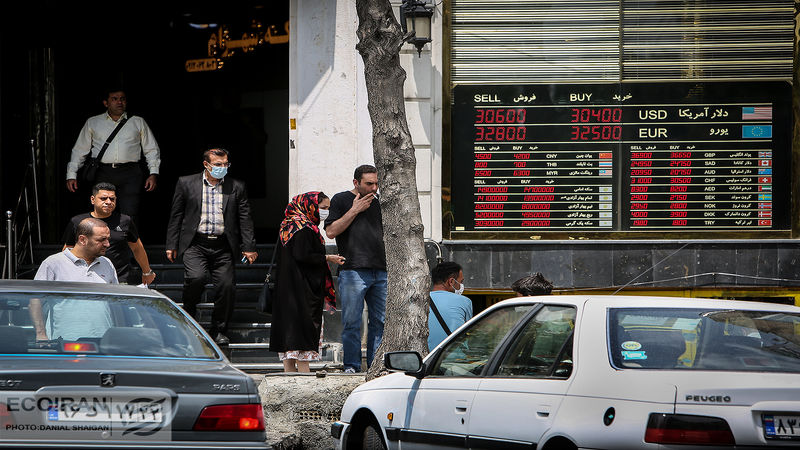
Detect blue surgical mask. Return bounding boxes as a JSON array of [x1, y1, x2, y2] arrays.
[[207, 165, 228, 179]]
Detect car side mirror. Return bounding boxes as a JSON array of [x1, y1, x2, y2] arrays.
[[385, 351, 424, 377]]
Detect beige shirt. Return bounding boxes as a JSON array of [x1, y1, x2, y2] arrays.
[[66, 112, 161, 179], [198, 171, 225, 235]]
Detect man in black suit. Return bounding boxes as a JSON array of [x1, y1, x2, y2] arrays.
[[166, 148, 258, 345]]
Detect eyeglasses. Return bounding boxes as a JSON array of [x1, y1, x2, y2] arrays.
[[207, 162, 231, 168]]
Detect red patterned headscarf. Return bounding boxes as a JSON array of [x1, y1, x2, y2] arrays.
[[279, 192, 336, 310]]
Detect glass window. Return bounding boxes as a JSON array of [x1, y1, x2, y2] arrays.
[[496, 305, 576, 378], [610, 308, 800, 372], [0, 293, 218, 359], [430, 304, 534, 377]]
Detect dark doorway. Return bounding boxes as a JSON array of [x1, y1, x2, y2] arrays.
[[1, 2, 288, 246]]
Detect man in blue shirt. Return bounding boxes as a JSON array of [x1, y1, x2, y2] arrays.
[[428, 262, 473, 350]]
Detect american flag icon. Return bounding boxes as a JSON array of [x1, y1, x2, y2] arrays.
[[599, 169, 612, 176], [742, 106, 772, 120]]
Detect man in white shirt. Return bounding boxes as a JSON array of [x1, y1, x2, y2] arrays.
[[31, 217, 117, 341], [65, 88, 161, 222]]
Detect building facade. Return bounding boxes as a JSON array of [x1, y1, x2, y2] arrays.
[[289, 0, 800, 306]]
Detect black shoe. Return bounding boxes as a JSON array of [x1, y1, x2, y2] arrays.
[[214, 333, 230, 345]]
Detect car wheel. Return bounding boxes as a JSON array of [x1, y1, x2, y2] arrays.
[[541, 436, 577, 450], [362, 423, 386, 450]]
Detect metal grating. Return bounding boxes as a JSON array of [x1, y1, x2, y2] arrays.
[[450, 0, 794, 85], [451, 0, 621, 84], [621, 0, 794, 80]]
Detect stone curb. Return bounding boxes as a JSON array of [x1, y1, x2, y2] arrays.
[[259, 372, 366, 450]]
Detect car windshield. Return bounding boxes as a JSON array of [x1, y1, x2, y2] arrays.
[[609, 307, 800, 372], [0, 293, 218, 359]]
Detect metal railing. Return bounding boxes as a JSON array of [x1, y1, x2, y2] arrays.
[[1, 140, 42, 279]]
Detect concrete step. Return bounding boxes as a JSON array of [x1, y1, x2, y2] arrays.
[[227, 342, 342, 365], [232, 362, 342, 373], [153, 282, 264, 303], [149, 263, 273, 284]]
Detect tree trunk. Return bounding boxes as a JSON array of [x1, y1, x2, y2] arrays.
[[355, 0, 431, 380]]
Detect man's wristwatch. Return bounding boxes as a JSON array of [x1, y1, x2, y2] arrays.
[[142, 270, 155, 277]]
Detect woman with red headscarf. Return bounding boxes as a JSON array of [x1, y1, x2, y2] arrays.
[[270, 191, 345, 372]]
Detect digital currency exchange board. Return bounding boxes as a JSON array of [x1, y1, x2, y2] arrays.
[[451, 82, 791, 234]]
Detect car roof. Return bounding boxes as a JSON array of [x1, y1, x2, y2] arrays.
[[0, 279, 169, 299], [494, 294, 800, 313]]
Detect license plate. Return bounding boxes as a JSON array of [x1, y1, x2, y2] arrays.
[[47, 398, 165, 423], [763, 414, 800, 439]]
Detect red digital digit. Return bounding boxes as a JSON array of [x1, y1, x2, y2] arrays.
[[570, 109, 579, 123], [475, 127, 485, 141], [506, 109, 515, 123], [475, 109, 485, 124], [495, 109, 505, 124], [506, 126, 515, 141]]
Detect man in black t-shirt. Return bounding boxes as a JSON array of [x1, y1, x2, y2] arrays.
[[62, 182, 156, 285], [325, 165, 387, 372]]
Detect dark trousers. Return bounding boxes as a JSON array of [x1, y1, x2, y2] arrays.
[[182, 235, 235, 334], [96, 163, 143, 222]]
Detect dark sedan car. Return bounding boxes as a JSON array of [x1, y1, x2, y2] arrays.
[[0, 280, 267, 449]]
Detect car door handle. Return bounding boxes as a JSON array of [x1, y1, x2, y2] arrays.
[[537, 404, 552, 418], [455, 400, 469, 414]]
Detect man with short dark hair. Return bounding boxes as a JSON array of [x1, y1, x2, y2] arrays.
[[511, 272, 554, 296], [325, 164, 387, 372], [166, 148, 258, 345], [66, 88, 161, 222], [32, 217, 117, 340], [428, 261, 472, 350], [62, 182, 155, 285]]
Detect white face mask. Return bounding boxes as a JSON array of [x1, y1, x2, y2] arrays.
[[453, 280, 465, 296], [319, 209, 330, 221]]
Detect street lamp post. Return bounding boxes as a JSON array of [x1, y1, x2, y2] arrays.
[[400, 0, 434, 57]]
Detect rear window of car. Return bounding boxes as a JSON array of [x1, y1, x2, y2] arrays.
[[609, 307, 800, 372], [0, 293, 218, 359]]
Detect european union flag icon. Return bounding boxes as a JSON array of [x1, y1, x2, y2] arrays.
[[742, 125, 772, 138]]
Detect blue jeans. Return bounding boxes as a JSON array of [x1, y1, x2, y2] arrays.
[[338, 269, 387, 371]]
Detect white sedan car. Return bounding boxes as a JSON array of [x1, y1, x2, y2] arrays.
[[332, 295, 800, 449]]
